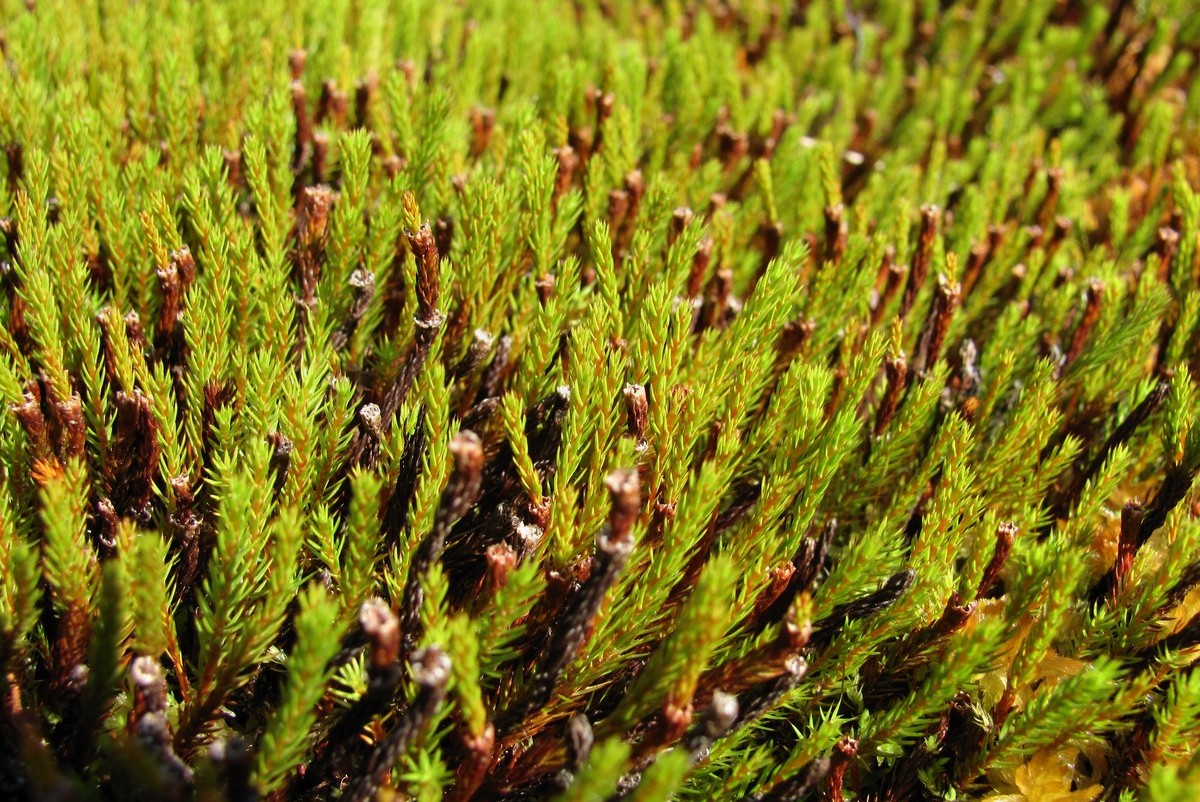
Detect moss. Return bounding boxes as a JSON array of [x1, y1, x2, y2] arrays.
[[0, 0, 1198, 799]]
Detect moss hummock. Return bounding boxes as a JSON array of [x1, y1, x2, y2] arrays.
[[0, 1, 1199, 800]]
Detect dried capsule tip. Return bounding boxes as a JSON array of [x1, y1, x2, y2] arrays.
[[300, 186, 334, 242], [472, 328, 494, 350], [130, 655, 163, 688], [605, 468, 641, 540], [623, 383, 648, 440], [411, 646, 451, 688], [566, 714, 594, 764], [1120, 500, 1146, 552], [359, 403, 383, 436], [350, 268, 376, 291], [708, 690, 739, 732], [449, 431, 484, 475], [360, 597, 401, 669], [978, 522, 1017, 597], [783, 654, 807, 680], [486, 542, 518, 589], [289, 48, 307, 77]]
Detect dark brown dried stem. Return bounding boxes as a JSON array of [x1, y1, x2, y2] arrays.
[[400, 432, 484, 659], [302, 599, 403, 797], [452, 329, 494, 380], [330, 269, 376, 353], [447, 724, 495, 802], [496, 469, 639, 737], [1090, 501, 1145, 605], [811, 570, 916, 649], [912, 272, 961, 379], [874, 353, 907, 437], [823, 203, 847, 266], [821, 737, 859, 802], [1063, 278, 1104, 369], [978, 522, 1017, 599], [106, 389, 161, 522], [899, 204, 939, 320], [344, 647, 451, 802], [1138, 464, 1197, 546]]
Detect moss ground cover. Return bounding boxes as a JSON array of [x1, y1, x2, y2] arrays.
[[0, 0, 1199, 799]]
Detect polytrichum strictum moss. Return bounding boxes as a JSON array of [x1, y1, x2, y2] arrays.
[[0, 0, 1199, 800]]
